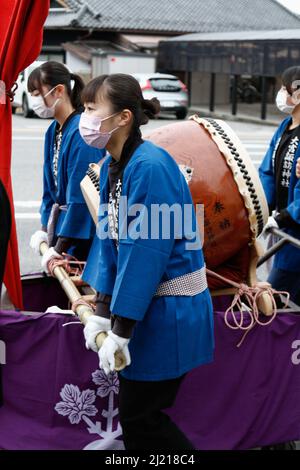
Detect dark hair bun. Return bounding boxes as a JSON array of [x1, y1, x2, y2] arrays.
[[142, 97, 161, 119]]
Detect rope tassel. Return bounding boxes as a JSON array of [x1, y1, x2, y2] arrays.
[[207, 269, 290, 347], [48, 253, 86, 278]]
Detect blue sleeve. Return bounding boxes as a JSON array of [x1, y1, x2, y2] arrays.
[[40, 129, 55, 227], [96, 235, 118, 295], [82, 232, 117, 294], [110, 159, 179, 321], [258, 132, 278, 211], [85, 157, 117, 294], [57, 133, 105, 239], [287, 179, 300, 224], [259, 119, 289, 211]]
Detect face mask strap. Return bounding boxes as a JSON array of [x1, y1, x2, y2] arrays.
[[96, 112, 121, 135], [101, 111, 120, 122], [290, 88, 300, 106], [282, 86, 298, 101], [108, 126, 120, 135], [43, 85, 63, 112], [43, 84, 62, 99]]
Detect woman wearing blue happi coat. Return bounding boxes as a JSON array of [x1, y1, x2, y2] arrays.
[[80, 74, 214, 450], [259, 66, 300, 305], [27, 62, 105, 272]]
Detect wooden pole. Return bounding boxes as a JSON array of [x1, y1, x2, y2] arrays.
[[39, 242, 126, 371]]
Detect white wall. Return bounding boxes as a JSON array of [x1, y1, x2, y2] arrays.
[[92, 55, 155, 78], [92, 56, 109, 76], [66, 51, 90, 76]]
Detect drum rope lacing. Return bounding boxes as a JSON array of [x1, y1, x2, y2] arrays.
[[205, 118, 265, 236], [87, 165, 100, 193], [207, 268, 290, 347]]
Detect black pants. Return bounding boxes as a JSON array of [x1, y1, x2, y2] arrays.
[[118, 374, 195, 450]]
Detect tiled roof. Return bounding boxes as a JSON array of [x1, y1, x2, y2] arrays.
[[45, 0, 300, 34], [166, 28, 300, 43]]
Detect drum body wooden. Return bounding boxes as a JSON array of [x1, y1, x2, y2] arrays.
[[147, 116, 268, 283]]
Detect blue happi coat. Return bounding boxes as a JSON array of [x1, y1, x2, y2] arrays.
[[259, 117, 300, 272], [40, 113, 105, 241], [83, 140, 214, 381]]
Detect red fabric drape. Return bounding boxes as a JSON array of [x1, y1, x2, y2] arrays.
[[0, 0, 50, 309]]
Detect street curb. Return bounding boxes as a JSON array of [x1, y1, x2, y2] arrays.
[[189, 108, 279, 127]]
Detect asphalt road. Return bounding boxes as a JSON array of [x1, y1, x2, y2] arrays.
[[11, 113, 277, 275]]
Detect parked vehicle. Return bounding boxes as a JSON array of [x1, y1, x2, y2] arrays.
[[12, 61, 44, 117], [132, 73, 189, 120]]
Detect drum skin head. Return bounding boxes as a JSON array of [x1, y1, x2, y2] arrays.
[[146, 116, 268, 269]]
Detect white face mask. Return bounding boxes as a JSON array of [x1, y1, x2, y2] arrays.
[[276, 88, 296, 115], [31, 86, 61, 118]]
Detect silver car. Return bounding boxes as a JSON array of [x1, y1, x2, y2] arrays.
[[132, 73, 189, 120]]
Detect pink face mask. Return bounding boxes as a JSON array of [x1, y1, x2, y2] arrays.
[[79, 111, 119, 149]]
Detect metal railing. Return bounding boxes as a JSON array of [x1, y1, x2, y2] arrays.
[[258, 228, 300, 268]]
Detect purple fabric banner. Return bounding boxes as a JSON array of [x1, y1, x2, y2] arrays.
[[0, 305, 300, 450]]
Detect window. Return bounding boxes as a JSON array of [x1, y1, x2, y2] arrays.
[[38, 53, 65, 63], [150, 78, 182, 92]]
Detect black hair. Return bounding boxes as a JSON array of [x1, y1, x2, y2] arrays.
[[27, 61, 84, 110], [81, 74, 161, 131], [282, 66, 300, 95]]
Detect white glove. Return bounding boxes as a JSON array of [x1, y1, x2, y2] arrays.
[[45, 306, 75, 315], [83, 315, 111, 353], [99, 331, 131, 375], [41, 247, 63, 274], [30, 230, 48, 255], [262, 216, 278, 239]]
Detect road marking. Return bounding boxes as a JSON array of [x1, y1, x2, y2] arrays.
[[237, 132, 275, 135], [14, 201, 40, 208], [13, 128, 46, 132], [248, 152, 266, 156], [15, 213, 40, 219], [246, 151, 266, 155], [12, 137, 44, 141], [244, 144, 268, 148]]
